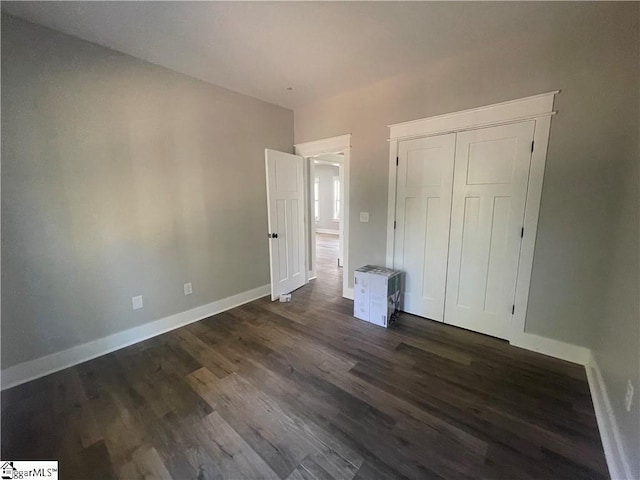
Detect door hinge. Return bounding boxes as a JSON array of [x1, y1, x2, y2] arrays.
[[396, 156, 399, 166], [512, 305, 515, 315], [531, 141, 535, 153], [394, 220, 397, 229], [520, 227, 524, 238]]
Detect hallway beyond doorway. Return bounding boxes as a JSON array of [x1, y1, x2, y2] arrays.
[[313, 233, 342, 297]]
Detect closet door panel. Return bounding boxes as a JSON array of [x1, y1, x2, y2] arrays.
[[393, 134, 455, 321], [444, 121, 535, 339]]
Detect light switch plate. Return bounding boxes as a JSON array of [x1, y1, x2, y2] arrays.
[[132, 295, 144, 310], [184, 282, 193, 295], [360, 212, 369, 222]]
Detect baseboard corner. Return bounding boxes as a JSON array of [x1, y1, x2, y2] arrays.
[[585, 357, 633, 480], [510, 332, 591, 365]]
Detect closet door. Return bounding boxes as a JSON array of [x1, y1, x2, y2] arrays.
[[444, 121, 535, 339], [394, 134, 455, 321]]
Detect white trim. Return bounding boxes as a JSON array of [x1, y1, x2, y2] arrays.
[[314, 160, 341, 167], [387, 92, 561, 357], [332, 175, 340, 222], [343, 287, 354, 300], [1, 284, 270, 390], [337, 164, 345, 269], [586, 357, 634, 480], [385, 139, 399, 268], [295, 134, 352, 157], [510, 332, 591, 365], [316, 228, 339, 235], [296, 134, 351, 300], [305, 158, 316, 280], [385, 140, 398, 268], [388, 91, 559, 141], [510, 115, 553, 342]]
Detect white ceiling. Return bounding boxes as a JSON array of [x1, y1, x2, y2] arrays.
[[2, 2, 581, 109]]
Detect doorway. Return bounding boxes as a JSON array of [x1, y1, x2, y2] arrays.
[[311, 153, 343, 273], [295, 134, 352, 299]]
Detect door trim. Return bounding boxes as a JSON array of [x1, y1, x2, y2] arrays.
[[387, 90, 559, 141], [386, 92, 558, 344], [295, 134, 352, 299]]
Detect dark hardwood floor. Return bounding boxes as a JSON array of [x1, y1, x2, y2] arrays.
[[1, 233, 608, 479]]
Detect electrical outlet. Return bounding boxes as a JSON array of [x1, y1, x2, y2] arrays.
[[359, 212, 369, 222], [625, 380, 634, 412], [132, 295, 144, 310], [184, 282, 193, 295]]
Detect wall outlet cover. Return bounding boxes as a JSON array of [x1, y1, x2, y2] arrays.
[[184, 282, 193, 295], [132, 295, 144, 310], [359, 212, 369, 222]]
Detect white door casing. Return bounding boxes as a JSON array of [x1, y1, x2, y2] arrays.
[[393, 134, 455, 321], [338, 164, 345, 267], [444, 121, 535, 339], [265, 149, 306, 301]]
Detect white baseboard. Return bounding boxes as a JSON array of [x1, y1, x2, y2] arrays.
[[511, 333, 634, 478], [315, 228, 339, 235], [586, 358, 633, 480], [343, 287, 354, 300], [510, 332, 592, 365], [1, 284, 270, 391]]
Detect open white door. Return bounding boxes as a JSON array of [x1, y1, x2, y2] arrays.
[[265, 149, 306, 301]]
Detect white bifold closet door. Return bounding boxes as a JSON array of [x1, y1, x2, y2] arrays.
[[444, 121, 535, 339], [393, 121, 535, 340], [393, 134, 455, 321]]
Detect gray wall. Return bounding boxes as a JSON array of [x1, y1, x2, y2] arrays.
[[295, 2, 638, 348], [592, 96, 640, 476], [314, 164, 340, 231], [1, 15, 294, 368]]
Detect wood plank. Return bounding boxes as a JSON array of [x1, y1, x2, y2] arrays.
[[197, 411, 280, 480]]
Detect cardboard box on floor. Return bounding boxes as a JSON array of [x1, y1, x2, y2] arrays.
[[354, 265, 402, 328]]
